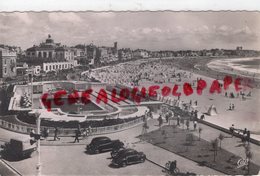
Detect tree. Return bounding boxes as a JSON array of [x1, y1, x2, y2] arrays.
[[244, 144, 253, 174], [198, 127, 202, 141], [218, 133, 225, 149], [185, 133, 194, 152], [172, 124, 177, 133], [186, 133, 194, 145], [211, 138, 218, 162]]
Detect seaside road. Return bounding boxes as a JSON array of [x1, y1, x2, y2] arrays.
[[1, 117, 259, 175], [0, 119, 222, 175]]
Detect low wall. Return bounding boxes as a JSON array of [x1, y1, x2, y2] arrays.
[[199, 119, 260, 146], [0, 117, 144, 137], [154, 98, 260, 146]]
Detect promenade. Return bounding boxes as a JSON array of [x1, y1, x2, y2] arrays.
[[1, 117, 260, 175]]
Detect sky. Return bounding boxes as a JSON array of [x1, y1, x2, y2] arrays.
[[0, 12, 259, 51]]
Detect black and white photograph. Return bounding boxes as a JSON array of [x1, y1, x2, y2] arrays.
[[0, 9, 260, 175]]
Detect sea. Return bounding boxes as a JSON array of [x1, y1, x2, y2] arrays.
[[207, 57, 260, 80]]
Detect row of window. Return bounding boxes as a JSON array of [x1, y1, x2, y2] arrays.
[[2, 67, 15, 74], [28, 51, 64, 58], [44, 63, 73, 71], [28, 51, 75, 59], [3, 58, 14, 65], [2, 58, 15, 68]]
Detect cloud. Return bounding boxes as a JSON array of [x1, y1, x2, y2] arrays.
[[92, 12, 116, 18], [0, 12, 259, 50], [0, 13, 33, 26], [48, 13, 82, 23], [16, 13, 33, 25], [114, 27, 124, 32]]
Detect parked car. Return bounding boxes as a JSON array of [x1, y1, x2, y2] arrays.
[[86, 136, 124, 154], [0, 138, 37, 159], [111, 149, 146, 167]]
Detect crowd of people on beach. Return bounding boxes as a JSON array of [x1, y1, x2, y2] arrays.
[[90, 59, 194, 88]]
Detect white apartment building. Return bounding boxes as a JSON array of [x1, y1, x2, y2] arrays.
[[43, 60, 78, 72]]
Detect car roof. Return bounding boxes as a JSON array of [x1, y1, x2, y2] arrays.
[[117, 148, 132, 154], [116, 149, 138, 157], [92, 136, 110, 141], [10, 138, 30, 143]]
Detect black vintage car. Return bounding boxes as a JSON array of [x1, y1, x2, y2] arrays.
[[111, 149, 146, 167], [0, 139, 37, 160], [86, 136, 124, 154]]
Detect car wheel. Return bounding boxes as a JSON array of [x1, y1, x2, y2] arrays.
[[141, 157, 145, 163], [122, 161, 127, 167]]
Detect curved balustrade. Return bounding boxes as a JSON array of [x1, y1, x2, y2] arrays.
[[0, 117, 144, 137]]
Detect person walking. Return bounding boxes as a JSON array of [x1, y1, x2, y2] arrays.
[[165, 114, 169, 124], [193, 121, 197, 131], [158, 115, 163, 129], [74, 129, 80, 143], [246, 131, 251, 144], [232, 104, 235, 110], [186, 120, 190, 130], [43, 128, 49, 140], [177, 115, 180, 126], [194, 110, 198, 120], [229, 103, 232, 111], [191, 110, 194, 118], [241, 128, 248, 142], [141, 121, 148, 135], [229, 124, 235, 137], [82, 128, 87, 139], [149, 110, 153, 119], [88, 126, 92, 136], [54, 127, 60, 141]]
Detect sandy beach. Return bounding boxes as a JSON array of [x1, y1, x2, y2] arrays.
[[91, 57, 260, 141]]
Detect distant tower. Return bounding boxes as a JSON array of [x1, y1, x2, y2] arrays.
[[114, 42, 117, 51], [46, 34, 54, 44], [236, 46, 243, 50]]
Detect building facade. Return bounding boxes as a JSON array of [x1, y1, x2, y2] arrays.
[[26, 34, 60, 59], [87, 44, 97, 65], [118, 48, 133, 61], [0, 49, 17, 78], [42, 60, 77, 73], [55, 46, 75, 61], [133, 49, 149, 59], [97, 42, 118, 64], [26, 34, 75, 62]]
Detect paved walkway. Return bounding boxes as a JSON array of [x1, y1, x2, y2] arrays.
[[0, 159, 21, 176], [1, 118, 260, 175], [193, 122, 260, 164], [0, 119, 221, 175]]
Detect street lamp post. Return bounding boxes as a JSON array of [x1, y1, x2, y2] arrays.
[[26, 68, 34, 109], [34, 110, 41, 176], [76, 100, 82, 114]]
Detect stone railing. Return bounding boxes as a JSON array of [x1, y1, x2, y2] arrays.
[[0, 117, 144, 137]]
